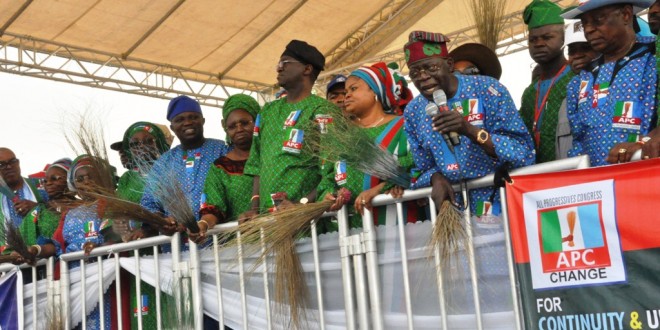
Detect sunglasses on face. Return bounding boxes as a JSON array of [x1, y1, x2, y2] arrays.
[[75, 175, 92, 183], [41, 175, 65, 185], [129, 139, 156, 148], [408, 64, 443, 79], [0, 158, 19, 170], [275, 59, 301, 71]]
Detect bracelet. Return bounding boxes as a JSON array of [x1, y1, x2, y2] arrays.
[[198, 219, 210, 230], [250, 195, 260, 202], [32, 244, 41, 257]]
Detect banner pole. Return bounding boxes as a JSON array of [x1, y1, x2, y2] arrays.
[[500, 186, 524, 330]]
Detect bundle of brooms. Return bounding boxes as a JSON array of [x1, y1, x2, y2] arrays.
[[0, 222, 35, 264], [220, 193, 349, 329]]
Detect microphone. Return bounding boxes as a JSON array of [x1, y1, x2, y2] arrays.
[[432, 89, 461, 146], [425, 102, 454, 153]]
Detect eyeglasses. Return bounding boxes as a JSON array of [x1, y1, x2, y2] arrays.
[[408, 64, 443, 79], [42, 175, 65, 185], [128, 139, 156, 148], [456, 66, 480, 76], [75, 175, 92, 183], [275, 60, 301, 71], [226, 119, 253, 131], [0, 158, 19, 170]]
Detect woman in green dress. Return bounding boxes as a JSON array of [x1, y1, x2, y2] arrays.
[[318, 62, 426, 228], [191, 94, 260, 241], [113, 121, 170, 329]]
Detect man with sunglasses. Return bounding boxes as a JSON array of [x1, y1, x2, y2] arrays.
[[561, 0, 656, 166], [520, 0, 574, 163], [243, 40, 339, 216], [0, 148, 47, 232], [402, 31, 534, 226]]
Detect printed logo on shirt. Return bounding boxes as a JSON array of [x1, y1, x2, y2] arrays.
[[134, 294, 149, 316], [460, 99, 484, 125], [578, 80, 589, 104], [100, 219, 112, 231], [612, 101, 641, 130], [315, 114, 333, 134], [282, 128, 304, 154], [335, 161, 347, 185], [446, 163, 460, 171], [283, 110, 302, 129], [591, 82, 609, 108], [253, 114, 261, 136], [84, 221, 98, 239]]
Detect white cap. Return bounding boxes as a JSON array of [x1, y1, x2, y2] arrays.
[[564, 20, 587, 46]]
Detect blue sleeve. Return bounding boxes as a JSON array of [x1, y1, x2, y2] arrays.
[[404, 104, 441, 189], [484, 82, 536, 168]]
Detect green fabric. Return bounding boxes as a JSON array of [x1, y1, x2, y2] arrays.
[[116, 170, 146, 204], [520, 70, 575, 163], [317, 118, 416, 228], [0, 179, 48, 253], [244, 95, 339, 210], [223, 94, 261, 121], [203, 160, 253, 221], [523, 0, 564, 29]]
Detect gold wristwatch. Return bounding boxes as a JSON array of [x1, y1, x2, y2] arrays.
[[476, 129, 489, 144]]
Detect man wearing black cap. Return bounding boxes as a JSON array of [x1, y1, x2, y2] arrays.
[[110, 140, 130, 170], [243, 40, 339, 215], [520, 0, 574, 163]]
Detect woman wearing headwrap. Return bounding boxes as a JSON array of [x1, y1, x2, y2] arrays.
[[7, 158, 77, 264], [192, 94, 260, 241], [317, 62, 424, 228], [58, 155, 116, 329]]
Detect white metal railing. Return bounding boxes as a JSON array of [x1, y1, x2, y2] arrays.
[[0, 155, 592, 330]]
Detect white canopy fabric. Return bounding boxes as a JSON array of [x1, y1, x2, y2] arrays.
[[0, 0, 577, 95]]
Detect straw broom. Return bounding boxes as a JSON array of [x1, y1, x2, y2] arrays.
[[0, 175, 17, 200], [221, 198, 343, 328], [0, 254, 19, 264], [467, 0, 507, 51], [428, 200, 469, 268], [83, 190, 170, 229]]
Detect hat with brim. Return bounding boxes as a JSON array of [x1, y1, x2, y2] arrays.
[[448, 43, 502, 80], [561, 0, 654, 19], [110, 141, 123, 151]]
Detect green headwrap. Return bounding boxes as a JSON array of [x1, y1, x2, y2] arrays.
[[121, 121, 170, 166], [524, 0, 564, 30], [222, 94, 260, 121]]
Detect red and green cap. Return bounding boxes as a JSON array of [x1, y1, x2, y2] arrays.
[[403, 31, 450, 65]]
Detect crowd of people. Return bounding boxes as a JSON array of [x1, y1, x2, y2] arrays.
[[2, 0, 660, 328]]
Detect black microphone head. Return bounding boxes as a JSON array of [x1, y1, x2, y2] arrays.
[[432, 89, 447, 106], [425, 103, 439, 116]]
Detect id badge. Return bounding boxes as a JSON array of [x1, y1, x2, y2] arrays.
[[335, 161, 347, 185], [578, 80, 589, 104], [612, 101, 641, 130], [84, 220, 98, 239], [592, 82, 609, 108], [315, 114, 333, 134], [282, 128, 304, 154], [283, 110, 302, 129]]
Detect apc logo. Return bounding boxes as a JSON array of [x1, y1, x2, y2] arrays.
[[538, 203, 610, 273]]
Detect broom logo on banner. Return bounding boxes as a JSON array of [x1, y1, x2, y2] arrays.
[[522, 180, 626, 290]]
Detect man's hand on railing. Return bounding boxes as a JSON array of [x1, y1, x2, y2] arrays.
[[82, 241, 98, 256], [355, 185, 384, 216], [431, 172, 456, 211], [642, 136, 660, 160], [606, 142, 640, 164], [323, 188, 351, 212], [237, 210, 258, 224], [160, 217, 185, 236]]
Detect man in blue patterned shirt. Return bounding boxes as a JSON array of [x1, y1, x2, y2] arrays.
[[402, 31, 535, 220], [561, 0, 656, 166]]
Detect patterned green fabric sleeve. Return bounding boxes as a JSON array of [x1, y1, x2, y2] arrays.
[[244, 113, 263, 177], [116, 171, 145, 203], [36, 207, 61, 239], [316, 159, 338, 202]]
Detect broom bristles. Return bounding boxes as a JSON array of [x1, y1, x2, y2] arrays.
[[468, 0, 507, 50], [83, 190, 169, 228], [428, 200, 469, 268], [1, 222, 35, 263], [0, 175, 16, 200], [220, 200, 333, 328], [0, 254, 19, 264]]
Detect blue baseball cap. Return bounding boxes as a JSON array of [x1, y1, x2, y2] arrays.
[[561, 0, 654, 19], [326, 75, 347, 94]]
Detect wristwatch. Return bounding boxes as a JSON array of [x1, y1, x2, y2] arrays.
[[476, 129, 489, 144], [299, 197, 309, 204], [641, 136, 652, 144]]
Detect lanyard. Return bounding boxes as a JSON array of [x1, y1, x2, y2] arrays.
[[590, 43, 649, 89], [533, 63, 567, 146]]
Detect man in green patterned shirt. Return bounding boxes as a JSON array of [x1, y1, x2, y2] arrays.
[[520, 0, 574, 163], [243, 40, 338, 215]]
